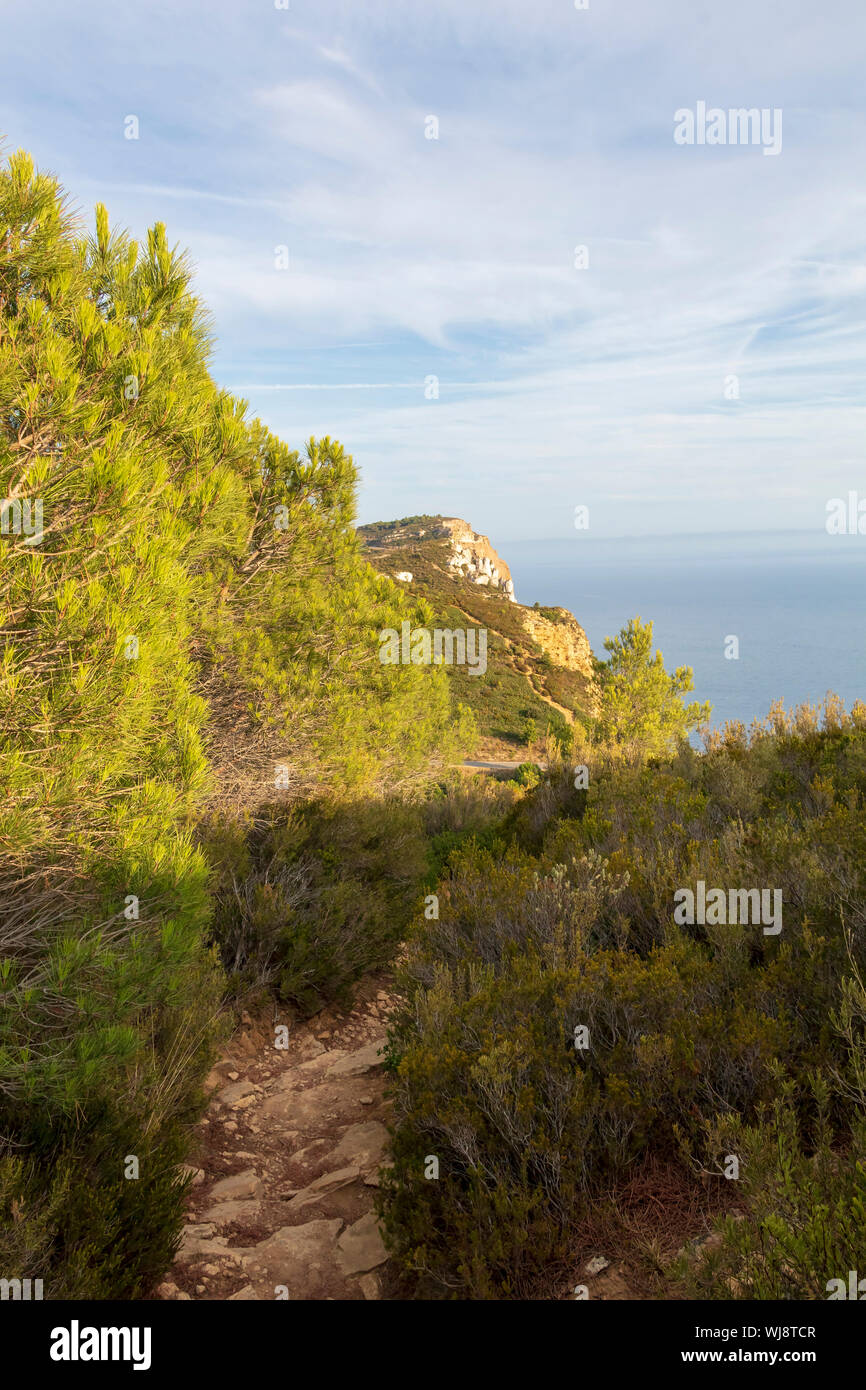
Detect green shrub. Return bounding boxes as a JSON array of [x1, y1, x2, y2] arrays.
[[514, 762, 542, 788], [206, 779, 519, 1016], [206, 797, 428, 1013], [672, 1086, 866, 1301], [381, 703, 866, 1299]]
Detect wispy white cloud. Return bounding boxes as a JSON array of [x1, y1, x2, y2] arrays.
[[316, 43, 384, 96]]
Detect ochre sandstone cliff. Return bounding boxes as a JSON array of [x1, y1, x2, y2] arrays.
[[516, 605, 595, 686]]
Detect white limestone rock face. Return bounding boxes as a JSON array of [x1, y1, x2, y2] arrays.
[[358, 516, 517, 600], [438, 523, 516, 600]]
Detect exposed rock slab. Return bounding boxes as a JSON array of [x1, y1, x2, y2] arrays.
[[239, 1220, 344, 1299], [176, 1224, 248, 1266], [337, 1211, 388, 1276], [217, 1079, 257, 1107], [328, 1121, 389, 1174], [286, 1166, 362, 1212], [201, 1198, 262, 1226], [208, 1168, 263, 1203], [259, 1078, 373, 1130], [326, 1041, 384, 1077]]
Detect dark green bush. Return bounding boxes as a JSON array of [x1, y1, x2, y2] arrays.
[[381, 703, 866, 1299], [672, 1081, 866, 1300], [206, 778, 519, 1016]]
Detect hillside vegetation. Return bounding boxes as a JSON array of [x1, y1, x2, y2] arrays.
[[0, 149, 472, 1296], [380, 695, 866, 1298]]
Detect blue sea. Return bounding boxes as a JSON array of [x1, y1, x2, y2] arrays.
[[502, 531, 866, 734]]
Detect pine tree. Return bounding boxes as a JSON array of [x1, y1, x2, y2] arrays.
[[595, 616, 711, 760]]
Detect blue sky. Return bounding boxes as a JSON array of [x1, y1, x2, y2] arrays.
[[3, 0, 865, 540]]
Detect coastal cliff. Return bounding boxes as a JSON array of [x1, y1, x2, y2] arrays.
[[358, 514, 599, 747], [516, 605, 596, 697], [358, 515, 515, 600]]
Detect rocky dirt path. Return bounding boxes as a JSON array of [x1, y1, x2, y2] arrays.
[[156, 972, 397, 1302]]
